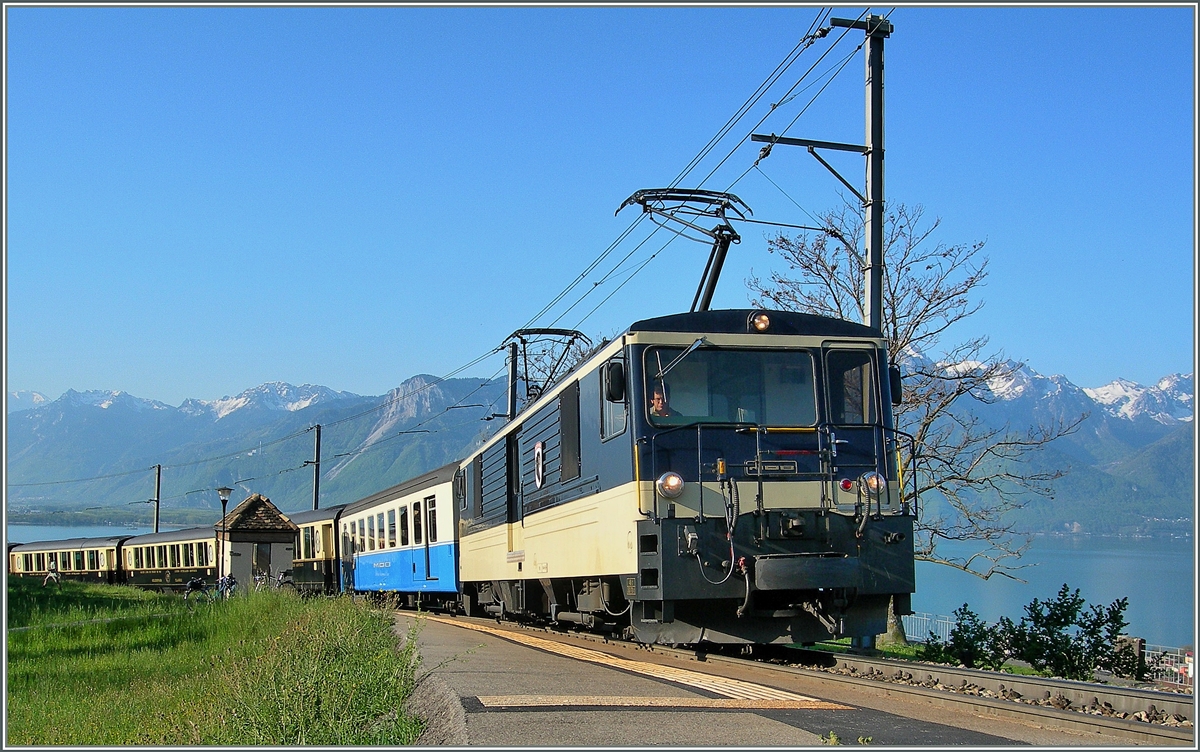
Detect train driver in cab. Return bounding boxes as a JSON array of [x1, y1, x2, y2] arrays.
[[649, 381, 678, 419]]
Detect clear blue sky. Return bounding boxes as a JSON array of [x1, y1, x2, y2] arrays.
[[5, 5, 1195, 406]]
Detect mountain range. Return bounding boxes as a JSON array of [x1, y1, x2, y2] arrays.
[[5, 363, 1194, 536]]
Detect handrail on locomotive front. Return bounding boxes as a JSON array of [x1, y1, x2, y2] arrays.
[[641, 420, 919, 522]]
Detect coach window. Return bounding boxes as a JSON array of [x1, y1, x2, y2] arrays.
[[368, 516, 376, 551], [387, 511, 397, 547], [358, 519, 366, 552], [72, 551, 83, 570], [399, 507, 410, 546], [27, 554, 37, 572], [169, 545, 179, 568], [377, 513, 385, 549], [87, 550, 99, 570], [157, 545, 167, 568], [412, 500, 423, 545], [426, 496, 438, 543]]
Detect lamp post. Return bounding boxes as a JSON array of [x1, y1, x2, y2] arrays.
[[217, 486, 233, 582]]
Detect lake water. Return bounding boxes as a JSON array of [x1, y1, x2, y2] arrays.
[[913, 535, 1196, 649], [6, 523, 1195, 648]]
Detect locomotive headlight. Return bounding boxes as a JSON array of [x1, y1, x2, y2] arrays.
[[656, 472, 685, 499], [859, 471, 886, 497], [750, 312, 771, 332]]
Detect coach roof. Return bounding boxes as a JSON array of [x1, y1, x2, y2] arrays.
[[343, 461, 460, 517], [287, 504, 349, 527], [10, 535, 132, 552]]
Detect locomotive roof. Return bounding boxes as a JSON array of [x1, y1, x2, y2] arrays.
[[628, 309, 881, 338], [343, 461, 460, 516], [124, 526, 216, 545], [10, 535, 132, 552], [286, 504, 349, 526]]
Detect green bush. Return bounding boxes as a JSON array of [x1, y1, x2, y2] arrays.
[[918, 604, 1011, 671], [918, 584, 1142, 681], [1007, 584, 1141, 681]]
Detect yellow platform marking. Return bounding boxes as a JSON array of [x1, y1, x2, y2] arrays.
[[425, 615, 848, 708], [476, 695, 841, 710]]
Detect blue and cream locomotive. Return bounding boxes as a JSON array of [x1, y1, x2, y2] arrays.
[[452, 308, 915, 645]]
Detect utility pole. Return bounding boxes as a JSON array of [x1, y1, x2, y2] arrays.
[[312, 424, 322, 511], [751, 14, 893, 332], [838, 13, 893, 333], [152, 464, 161, 533]]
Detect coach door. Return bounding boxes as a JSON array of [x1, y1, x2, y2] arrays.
[[411, 498, 427, 582], [422, 495, 439, 581]]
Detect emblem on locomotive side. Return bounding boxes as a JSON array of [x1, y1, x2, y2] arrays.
[[534, 441, 545, 489]]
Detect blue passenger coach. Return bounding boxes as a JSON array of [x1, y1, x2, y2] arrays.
[[340, 462, 460, 606]]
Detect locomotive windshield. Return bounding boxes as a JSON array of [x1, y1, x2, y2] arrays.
[[644, 347, 818, 427]]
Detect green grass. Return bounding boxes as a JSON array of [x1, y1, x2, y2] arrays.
[[6, 578, 424, 745]]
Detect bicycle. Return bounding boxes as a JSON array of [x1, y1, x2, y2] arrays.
[[253, 570, 295, 592], [183, 577, 217, 606], [216, 574, 238, 599]]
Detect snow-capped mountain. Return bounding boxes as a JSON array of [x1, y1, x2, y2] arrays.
[[6, 390, 48, 413], [1084, 374, 1194, 424], [52, 389, 173, 412], [178, 382, 363, 420], [6, 377, 505, 521]]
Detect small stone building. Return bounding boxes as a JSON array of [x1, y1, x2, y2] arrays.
[[217, 493, 298, 585]]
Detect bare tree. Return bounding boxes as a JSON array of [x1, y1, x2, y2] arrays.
[[748, 200, 1083, 582]]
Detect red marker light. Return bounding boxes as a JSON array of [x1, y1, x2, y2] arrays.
[[839, 478, 854, 491]]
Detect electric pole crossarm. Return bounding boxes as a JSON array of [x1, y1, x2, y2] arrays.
[[830, 15, 893, 36], [750, 134, 866, 154]]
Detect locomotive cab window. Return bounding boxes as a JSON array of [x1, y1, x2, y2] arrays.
[[601, 358, 628, 440], [644, 347, 817, 427], [826, 349, 878, 425]]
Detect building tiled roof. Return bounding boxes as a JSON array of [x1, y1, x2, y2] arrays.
[[220, 493, 298, 533]]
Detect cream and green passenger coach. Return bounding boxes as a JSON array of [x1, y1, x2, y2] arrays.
[[454, 308, 916, 645]]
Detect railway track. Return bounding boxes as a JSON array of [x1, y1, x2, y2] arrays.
[[421, 612, 1195, 746]]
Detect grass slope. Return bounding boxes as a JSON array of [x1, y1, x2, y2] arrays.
[[5, 579, 424, 745]]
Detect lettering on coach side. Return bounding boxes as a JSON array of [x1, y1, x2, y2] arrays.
[[373, 561, 391, 568]]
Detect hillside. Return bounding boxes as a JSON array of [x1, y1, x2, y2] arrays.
[[5, 364, 1194, 536], [6, 377, 506, 526]]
